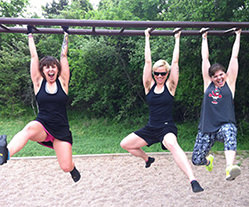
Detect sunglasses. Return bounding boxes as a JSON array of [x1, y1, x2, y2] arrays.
[[153, 72, 167, 76]]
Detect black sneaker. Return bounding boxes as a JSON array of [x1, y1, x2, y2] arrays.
[[0, 135, 8, 165], [70, 167, 81, 182], [145, 157, 155, 168], [191, 180, 204, 193]]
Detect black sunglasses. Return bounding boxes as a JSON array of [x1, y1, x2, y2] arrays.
[[153, 72, 167, 76]]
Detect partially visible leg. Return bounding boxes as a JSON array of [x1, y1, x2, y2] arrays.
[[53, 139, 74, 172], [218, 123, 237, 166], [53, 139, 80, 182], [218, 123, 240, 180], [192, 131, 214, 167], [7, 121, 47, 157], [163, 133, 204, 192], [163, 133, 195, 182], [225, 150, 236, 166], [0, 135, 8, 165], [120, 133, 149, 161]]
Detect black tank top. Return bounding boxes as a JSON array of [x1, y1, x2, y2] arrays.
[[35, 79, 72, 145], [146, 83, 174, 128], [198, 82, 236, 133]]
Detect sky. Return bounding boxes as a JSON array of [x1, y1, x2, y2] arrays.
[[27, 0, 100, 16]]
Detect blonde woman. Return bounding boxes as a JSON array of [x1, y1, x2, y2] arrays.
[[120, 28, 204, 193]]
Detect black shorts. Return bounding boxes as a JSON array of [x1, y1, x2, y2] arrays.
[[134, 123, 177, 150]]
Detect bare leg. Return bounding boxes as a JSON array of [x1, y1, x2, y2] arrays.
[[7, 121, 47, 157], [224, 150, 236, 167], [53, 139, 74, 172], [163, 133, 196, 182], [120, 133, 149, 161]]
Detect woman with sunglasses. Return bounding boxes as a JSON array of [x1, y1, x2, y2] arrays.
[[120, 28, 204, 193], [0, 26, 81, 183], [192, 28, 241, 181]]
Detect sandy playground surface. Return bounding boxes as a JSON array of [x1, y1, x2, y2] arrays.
[[0, 152, 248, 207]]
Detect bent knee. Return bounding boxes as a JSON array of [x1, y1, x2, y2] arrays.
[[163, 135, 178, 150], [191, 157, 200, 166], [120, 139, 128, 150], [60, 164, 73, 172], [192, 154, 205, 166], [23, 121, 42, 134]]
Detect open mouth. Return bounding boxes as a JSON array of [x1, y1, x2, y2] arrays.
[[48, 73, 55, 78], [217, 80, 223, 85]]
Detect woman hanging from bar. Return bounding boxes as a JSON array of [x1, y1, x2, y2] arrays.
[[0, 26, 81, 183], [120, 28, 204, 193], [192, 28, 241, 181]]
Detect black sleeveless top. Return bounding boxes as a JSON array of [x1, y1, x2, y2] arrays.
[[35, 79, 72, 146], [146, 83, 175, 128], [198, 82, 236, 133]]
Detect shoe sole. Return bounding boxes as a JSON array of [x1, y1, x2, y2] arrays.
[[226, 166, 241, 181]]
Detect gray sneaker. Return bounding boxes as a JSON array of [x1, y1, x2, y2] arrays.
[[0, 135, 8, 165]]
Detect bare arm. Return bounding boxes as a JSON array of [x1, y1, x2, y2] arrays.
[[143, 28, 154, 95], [59, 32, 70, 94], [28, 33, 42, 94], [167, 29, 181, 96], [226, 29, 241, 94], [200, 28, 211, 92]]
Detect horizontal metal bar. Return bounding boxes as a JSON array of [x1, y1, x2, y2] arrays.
[[0, 17, 249, 29], [0, 27, 248, 36]]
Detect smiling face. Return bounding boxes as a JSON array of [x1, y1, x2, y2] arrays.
[[209, 63, 227, 88], [153, 66, 168, 85], [39, 56, 61, 82], [211, 70, 227, 88], [152, 59, 170, 85]]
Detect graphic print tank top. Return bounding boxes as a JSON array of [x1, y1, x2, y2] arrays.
[[199, 82, 236, 133]]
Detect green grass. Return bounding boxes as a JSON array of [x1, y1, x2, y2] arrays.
[[1, 113, 249, 157]]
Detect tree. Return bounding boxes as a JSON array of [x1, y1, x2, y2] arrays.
[[0, 0, 28, 17], [42, 0, 69, 18]]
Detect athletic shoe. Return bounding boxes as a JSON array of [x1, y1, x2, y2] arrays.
[[0, 135, 8, 165], [145, 157, 155, 168], [191, 180, 204, 193], [70, 167, 81, 182], [226, 165, 241, 181], [205, 154, 214, 172]]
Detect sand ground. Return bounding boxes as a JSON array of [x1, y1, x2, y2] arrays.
[[0, 152, 248, 207]]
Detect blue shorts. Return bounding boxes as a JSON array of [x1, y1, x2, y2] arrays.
[[192, 123, 237, 165], [134, 123, 177, 150]]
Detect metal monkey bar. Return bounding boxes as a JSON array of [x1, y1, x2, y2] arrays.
[[0, 17, 249, 36]]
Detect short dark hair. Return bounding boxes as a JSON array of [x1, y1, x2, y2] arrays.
[[39, 56, 61, 78], [208, 63, 226, 77]]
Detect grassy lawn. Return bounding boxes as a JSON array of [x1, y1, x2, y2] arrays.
[[0, 113, 249, 157]]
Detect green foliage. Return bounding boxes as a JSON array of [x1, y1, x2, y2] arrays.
[[0, 0, 249, 125], [0, 35, 32, 117], [0, 0, 28, 17], [42, 0, 69, 18], [1, 115, 248, 157], [68, 36, 147, 119]]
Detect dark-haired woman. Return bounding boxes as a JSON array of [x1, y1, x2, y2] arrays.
[[192, 28, 241, 181], [0, 28, 80, 182]]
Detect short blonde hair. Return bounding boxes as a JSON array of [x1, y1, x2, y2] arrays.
[[152, 59, 170, 73]]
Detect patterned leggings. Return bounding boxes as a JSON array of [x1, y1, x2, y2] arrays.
[[192, 123, 237, 166]]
